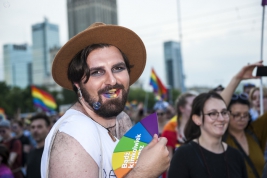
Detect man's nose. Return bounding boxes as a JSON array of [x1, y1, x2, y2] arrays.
[[105, 71, 116, 85]]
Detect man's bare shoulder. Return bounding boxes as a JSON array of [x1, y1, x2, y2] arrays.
[[116, 111, 132, 139], [49, 132, 98, 178]]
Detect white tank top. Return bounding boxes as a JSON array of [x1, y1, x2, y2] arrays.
[[41, 109, 118, 178]]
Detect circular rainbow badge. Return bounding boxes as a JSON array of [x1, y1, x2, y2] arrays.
[[112, 113, 158, 178]]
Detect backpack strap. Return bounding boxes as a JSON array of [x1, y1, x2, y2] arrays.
[[230, 134, 260, 178], [189, 142, 204, 168], [245, 129, 260, 146], [9, 138, 16, 150]]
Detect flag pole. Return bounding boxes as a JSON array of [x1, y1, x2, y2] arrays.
[[144, 90, 149, 115], [260, 2, 266, 115]]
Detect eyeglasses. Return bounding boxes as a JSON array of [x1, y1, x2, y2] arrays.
[[203, 110, 230, 120], [230, 112, 250, 121], [157, 112, 165, 116], [232, 93, 248, 101]]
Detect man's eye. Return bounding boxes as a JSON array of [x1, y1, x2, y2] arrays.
[[91, 70, 104, 76], [113, 66, 125, 72]]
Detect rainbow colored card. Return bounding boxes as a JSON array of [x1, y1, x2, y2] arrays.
[[112, 113, 158, 178]]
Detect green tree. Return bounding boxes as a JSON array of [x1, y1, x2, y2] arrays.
[[61, 89, 76, 105]]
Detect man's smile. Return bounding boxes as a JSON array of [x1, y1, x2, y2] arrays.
[[102, 89, 121, 98]]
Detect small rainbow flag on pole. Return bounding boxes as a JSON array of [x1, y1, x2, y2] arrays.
[[31, 86, 57, 112], [149, 68, 167, 100]]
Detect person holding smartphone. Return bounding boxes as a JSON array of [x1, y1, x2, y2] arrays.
[[223, 93, 267, 178]]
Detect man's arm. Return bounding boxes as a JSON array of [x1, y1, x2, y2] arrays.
[[220, 61, 263, 106], [8, 139, 22, 167], [125, 134, 170, 178], [8, 152, 17, 167], [49, 132, 98, 178]]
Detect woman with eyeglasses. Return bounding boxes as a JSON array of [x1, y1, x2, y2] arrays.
[[223, 93, 267, 178], [168, 92, 247, 178]]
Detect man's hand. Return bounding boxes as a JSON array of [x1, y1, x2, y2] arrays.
[[126, 134, 170, 178]]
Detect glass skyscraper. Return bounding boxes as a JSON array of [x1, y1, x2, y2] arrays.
[[3, 44, 32, 88], [67, 0, 118, 39], [164, 41, 186, 92], [32, 18, 60, 86]]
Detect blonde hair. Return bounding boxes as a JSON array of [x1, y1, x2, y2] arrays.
[[249, 87, 267, 102]]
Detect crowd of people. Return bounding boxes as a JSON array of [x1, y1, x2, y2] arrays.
[[0, 114, 52, 178], [159, 64, 267, 178], [1, 22, 267, 178]]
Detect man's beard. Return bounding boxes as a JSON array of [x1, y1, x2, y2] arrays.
[[80, 83, 129, 119]]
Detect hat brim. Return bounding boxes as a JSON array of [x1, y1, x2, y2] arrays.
[[52, 24, 146, 90]]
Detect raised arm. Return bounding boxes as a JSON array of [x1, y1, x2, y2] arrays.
[[220, 61, 263, 106]]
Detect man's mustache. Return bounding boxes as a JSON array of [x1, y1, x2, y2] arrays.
[[98, 83, 124, 94]]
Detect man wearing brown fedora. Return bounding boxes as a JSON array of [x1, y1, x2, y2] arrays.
[[40, 22, 170, 178]]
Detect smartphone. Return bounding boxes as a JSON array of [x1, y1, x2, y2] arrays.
[[256, 66, 267, 76]]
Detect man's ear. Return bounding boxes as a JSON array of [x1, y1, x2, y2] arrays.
[[74, 83, 79, 89], [192, 114, 202, 126]]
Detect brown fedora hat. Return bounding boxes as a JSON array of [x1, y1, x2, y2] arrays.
[[52, 22, 146, 90]]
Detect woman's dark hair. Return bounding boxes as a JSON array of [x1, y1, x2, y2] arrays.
[[67, 44, 133, 93], [0, 144, 10, 165], [184, 92, 225, 143], [228, 93, 250, 111], [227, 93, 251, 130]]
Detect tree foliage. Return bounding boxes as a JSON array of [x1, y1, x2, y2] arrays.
[[0, 81, 181, 118], [127, 87, 181, 111]]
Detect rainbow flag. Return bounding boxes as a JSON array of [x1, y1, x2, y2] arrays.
[[0, 108, 6, 121], [149, 68, 167, 100], [31, 86, 57, 112]]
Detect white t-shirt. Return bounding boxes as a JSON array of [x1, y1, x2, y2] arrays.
[[41, 109, 118, 178]]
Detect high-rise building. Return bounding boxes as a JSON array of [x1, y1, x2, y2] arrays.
[[67, 0, 118, 39], [32, 18, 60, 87], [3, 44, 32, 88], [48, 46, 62, 91], [164, 41, 186, 92]]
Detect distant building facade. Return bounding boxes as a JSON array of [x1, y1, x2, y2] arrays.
[[31, 18, 60, 87], [164, 41, 186, 92], [67, 0, 118, 38], [47, 47, 62, 91], [131, 79, 143, 89], [3, 44, 32, 88]]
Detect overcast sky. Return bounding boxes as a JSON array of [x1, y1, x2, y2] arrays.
[[0, 0, 266, 91]]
